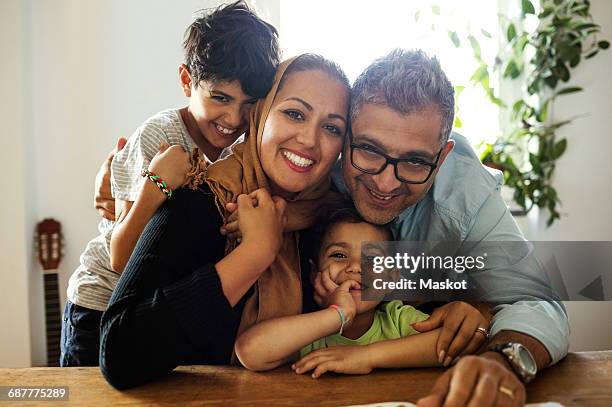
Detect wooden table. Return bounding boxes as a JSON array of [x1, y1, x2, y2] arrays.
[[0, 352, 610, 406]]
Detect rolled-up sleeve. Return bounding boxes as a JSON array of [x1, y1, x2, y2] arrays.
[[465, 191, 570, 364]]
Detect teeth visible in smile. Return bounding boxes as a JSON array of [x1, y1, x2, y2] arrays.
[[215, 124, 237, 135], [369, 189, 394, 201], [282, 150, 314, 168]]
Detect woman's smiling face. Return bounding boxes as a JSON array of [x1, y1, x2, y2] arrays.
[[260, 69, 349, 197]]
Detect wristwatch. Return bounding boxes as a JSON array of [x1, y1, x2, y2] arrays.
[[488, 342, 537, 384]]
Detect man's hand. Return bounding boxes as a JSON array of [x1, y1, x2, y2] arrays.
[[292, 345, 373, 378], [94, 137, 127, 221], [417, 354, 526, 407], [411, 301, 491, 366]]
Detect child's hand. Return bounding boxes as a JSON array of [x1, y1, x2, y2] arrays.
[[327, 279, 359, 324], [292, 345, 373, 378], [237, 188, 286, 263], [148, 143, 191, 190], [311, 266, 341, 308]]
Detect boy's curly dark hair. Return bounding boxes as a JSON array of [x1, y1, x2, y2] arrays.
[[183, 1, 280, 99]]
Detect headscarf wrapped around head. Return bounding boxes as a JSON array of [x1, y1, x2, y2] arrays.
[[205, 56, 335, 363]]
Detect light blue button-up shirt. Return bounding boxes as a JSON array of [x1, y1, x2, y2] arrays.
[[332, 132, 569, 364]]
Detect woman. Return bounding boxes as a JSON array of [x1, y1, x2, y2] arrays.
[[99, 54, 350, 389]]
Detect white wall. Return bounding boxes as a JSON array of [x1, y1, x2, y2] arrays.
[[1, 0, 610, 367], [0, 0, 36, 368], [517, 0, 612, 351]]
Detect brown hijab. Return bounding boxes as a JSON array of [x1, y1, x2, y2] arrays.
[[204, 56, 335, 363]]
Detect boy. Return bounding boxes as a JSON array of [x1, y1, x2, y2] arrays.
[[61, 1, 280, 367], [235, 207, 445, 377]]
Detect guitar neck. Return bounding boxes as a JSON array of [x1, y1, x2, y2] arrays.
[[43, 272, 61, 367]]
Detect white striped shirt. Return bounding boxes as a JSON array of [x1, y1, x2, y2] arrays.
[[67, 108, 240, 311]]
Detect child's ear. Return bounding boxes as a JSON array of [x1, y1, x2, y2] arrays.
[[178, 64, 192, 97]]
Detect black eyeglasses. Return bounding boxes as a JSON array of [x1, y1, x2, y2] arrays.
[[349, 135, 443, 184]]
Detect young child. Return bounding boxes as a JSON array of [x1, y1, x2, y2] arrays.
[[234, 207, 444, 377], [61, 1, 280, 367]]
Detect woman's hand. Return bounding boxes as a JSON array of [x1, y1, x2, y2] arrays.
[[411, 301, 491, 366], [292, 345, 373, 378], [237, 189, 286, 264], [148, 143, 191, 190]]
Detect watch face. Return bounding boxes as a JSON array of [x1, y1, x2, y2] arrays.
[[518, 345, 537, 373]]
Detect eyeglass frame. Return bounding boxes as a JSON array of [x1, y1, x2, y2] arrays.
[[348, 133, 444, 184]]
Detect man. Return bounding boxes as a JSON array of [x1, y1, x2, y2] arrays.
[[329, 49, 569, 406]]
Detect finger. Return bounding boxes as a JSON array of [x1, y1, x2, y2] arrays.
[[338, 279, 360, 292], [272, 196, 287, 214], [445, 361, 479, 407], [223, 220, 239, 234], [312, 361, 337, 379], [320, 267, 339, 292], [294, 354, 333, 374], [158, 141, 170, 153], [117, 136, 127, 151], [227, 231, 242, 242], [412, 309, 443, 333], [466, 372, 499, 407], [237, 194, 254, 209], [447, 316, 481, 359], [458, 330, 487, 357], [249, 188, 272, 206], [438, 314, 466, 366], [225, 202, 238, 214], [312, 273, 326, 306], [416, 369, 451, 407], [99, 208, 115, 221], [494, 378, 522, 407]]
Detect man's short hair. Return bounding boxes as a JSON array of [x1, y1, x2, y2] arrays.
[[350, 49, 455, 146], [183, 1, 280, 99]]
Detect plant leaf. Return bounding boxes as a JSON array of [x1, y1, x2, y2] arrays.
[[481, 29, 492, 38], [553, 138, 567, 159], [449, 31, 461, 47], [521, 0, 535, 15], [599, 40, 610, 50], [555, 86, 583, 96], [468, 35, 482, 59], [507, 23, 517, 42]]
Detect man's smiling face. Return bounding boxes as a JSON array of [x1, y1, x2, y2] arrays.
[[343, 103, 454, 225]]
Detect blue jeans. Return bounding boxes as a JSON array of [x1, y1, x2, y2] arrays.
[[60, 300, 103, 366]]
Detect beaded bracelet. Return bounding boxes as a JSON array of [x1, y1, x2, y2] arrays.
[[141, 169, 173, 199], [329, 304, 347, 335]]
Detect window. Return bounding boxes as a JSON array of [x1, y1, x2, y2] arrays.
[[278, 0, 503, 146]]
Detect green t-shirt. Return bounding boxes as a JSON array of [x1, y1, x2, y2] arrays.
[[300, 300, 429, 357]]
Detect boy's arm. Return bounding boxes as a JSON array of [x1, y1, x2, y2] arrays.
[[293, 328, 443, 378], [110, 187, 164, 273], [110, 143, 191, 273], [234, 307, 342, 371], [235, 279, 358, 371]]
